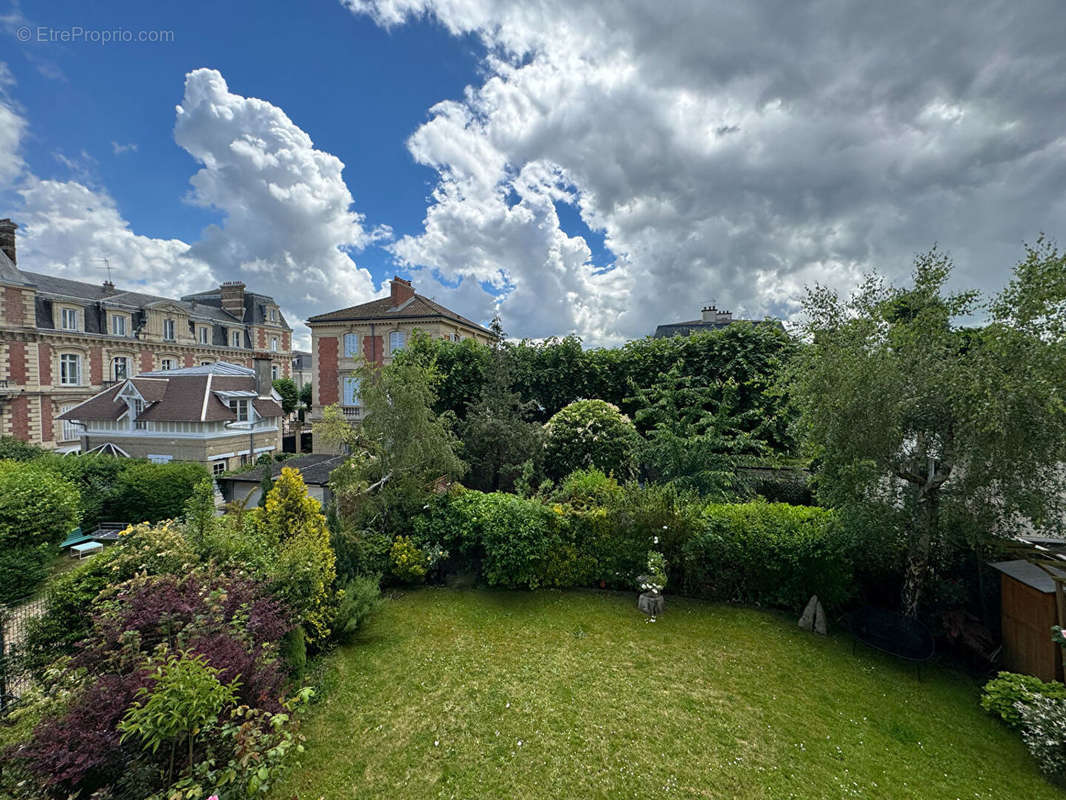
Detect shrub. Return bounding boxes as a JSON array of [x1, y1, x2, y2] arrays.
[[554, 468, 622, 510], [390, 536, 428, 584], [0, 435, 47, 461], [332, 575, 383, 643], [0, 546, 52, 605], [110, 461, 211, 523], [474, 493, 559, 589], [1018, 694, 1066, 778], [543, 400, 639, 480], [981, 672, 1066, 730], [681, 502, 854, 611], [0, 460, 81, 549]]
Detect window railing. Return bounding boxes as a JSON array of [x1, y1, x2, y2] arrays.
[[341, 406, 361, 419]]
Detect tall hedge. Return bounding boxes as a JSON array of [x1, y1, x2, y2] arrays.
[[109, 461, 211, 523], [0, 461, 81, 603], [681, 502, 853, 610]]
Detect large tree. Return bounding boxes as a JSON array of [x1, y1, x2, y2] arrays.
[[792, 241, 1066, 616]]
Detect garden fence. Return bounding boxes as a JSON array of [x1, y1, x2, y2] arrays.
[[0, 596, 46, 713]]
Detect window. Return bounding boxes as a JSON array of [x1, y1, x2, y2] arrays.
[[269, 308, 276, 322], [199, 326, 209, 344], [271, 364, 279, 381], [59, 353, 81, 386], [229, 399, 249, 422], [60, 404, 79, 442], [61, 308, 78, 331], [111, 314, 126, 336], [232, 331, 242, 348], [111, 357, 129, 381], [163, 319, 175, 340], [148, 454, 173, 465], [270, 337, 279, 352], [452, 333, 461, 343], [343, 375, 361, 407], [212, 461, 226, 477], [200, 360, 213, 367], [160, 358, 174, 371], [343, 333, 359, 357], [389, 331, 406, 354]]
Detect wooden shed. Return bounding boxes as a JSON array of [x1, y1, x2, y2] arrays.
[[990, 560, 1065, 682]]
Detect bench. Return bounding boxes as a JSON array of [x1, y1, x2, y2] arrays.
[[850, 606, 935, 678], [70, 541, 103, 559]]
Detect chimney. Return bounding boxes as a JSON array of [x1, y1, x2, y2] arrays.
[[701, 305, 717, 322], [220, 281, 246, 318], [252, 356, 272, 397], [0, 219, 16, 265], [390, 276, 414, 306], [102, 280, 116, 295], [701, 304, 733, 324]]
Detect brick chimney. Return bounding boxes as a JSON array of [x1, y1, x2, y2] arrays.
[[220, 281, 246, 318], [390, 276, 414, 306], [0, 219, 16, 265]]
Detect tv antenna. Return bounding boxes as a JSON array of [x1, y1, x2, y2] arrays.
[[98, 257, 114, 284]]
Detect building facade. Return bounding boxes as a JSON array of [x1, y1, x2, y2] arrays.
[[0, 218, 292, 450], [291, 350, 312, 395], [307, 276, 496, 451], [58, 361, 284, 474], [653, 305, 784, 337]]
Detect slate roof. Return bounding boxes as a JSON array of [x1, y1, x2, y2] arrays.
[[181, 288, 289, 328], [653, 318, 785, 338], [59, 362, 284, 423], [307, 293, 494, 335], [217, 454, 348, 487]]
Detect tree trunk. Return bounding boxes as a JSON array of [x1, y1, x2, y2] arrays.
[[901, 490, 939, 618]]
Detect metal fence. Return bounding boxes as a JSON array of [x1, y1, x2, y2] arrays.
[[0, 596, 47, 713]]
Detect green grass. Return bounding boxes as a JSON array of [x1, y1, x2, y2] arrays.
[[275, 588, 1063, 799]]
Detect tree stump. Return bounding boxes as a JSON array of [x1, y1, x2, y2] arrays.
[[638, 591, 665, 616]]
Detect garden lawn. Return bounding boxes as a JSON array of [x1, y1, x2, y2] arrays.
[[276, 589, 1063, 800]]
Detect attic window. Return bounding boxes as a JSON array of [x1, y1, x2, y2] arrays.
[[229, 399, 249, 422]]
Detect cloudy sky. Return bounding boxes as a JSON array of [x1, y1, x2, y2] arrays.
[[1, 0, 1063, 348]]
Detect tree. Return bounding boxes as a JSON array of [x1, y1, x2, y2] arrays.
[[257, 464, 274, 508], [110, 461, 211, 523], [316, 358, 466, 535], [298, 382, 313, 410], [272, 377, 299, 416], [182, 478, 217, 550], [543, 399, 640, 481], [460, 315, 545, 491], [792, 241, 1066, 616]]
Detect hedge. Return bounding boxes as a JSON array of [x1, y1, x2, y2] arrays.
[[411, 486, 853, 611], [681, 502, 854, 610]]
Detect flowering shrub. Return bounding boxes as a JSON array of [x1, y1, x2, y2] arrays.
[[390, 536, 429, 584], [982, 672, 1066, 730], [640, 550, 668, 595], [543, 400, 640, 480], [1018, 694, 1066, 778]]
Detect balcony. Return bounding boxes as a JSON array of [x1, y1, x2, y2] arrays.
[[341, 406, 362, 420]]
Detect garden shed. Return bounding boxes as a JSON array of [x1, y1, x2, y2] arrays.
[[990, 560, 1066, 682]]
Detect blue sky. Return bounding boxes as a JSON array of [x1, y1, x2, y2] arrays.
[[1, 1, 1063, 346]]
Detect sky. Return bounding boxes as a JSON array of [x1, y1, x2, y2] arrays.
[[0, 0, 1064, 349]]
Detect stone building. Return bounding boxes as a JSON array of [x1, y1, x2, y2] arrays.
[[0, 219, 292, 450], [653, 305, 784, 338], [58, 360, 284, 474], [307, 276, 496, 451], [291, 350, 313, 395]]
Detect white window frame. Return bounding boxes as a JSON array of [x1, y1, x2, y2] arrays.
[[212, 461, 227, 477], [343, 333, 360, 357], [59, 353, 81, 386], [163, 319, 176, 341], [160, 358, 175, 371], [61, 307, 79, 331], [111, 314, 126, 336], [199, 326, 209, 344], [232, 331, 242, 348], [229, 399, 250, 422], [271, 364, 279, 381], [148, 454, 173, 465], [271, 337, 279, 352], [269, 308, 276, 322], [60, 404, 79, 442], [389, 330, 406, 354], [111, 356, 129, 381], [342, 375, 361, 407]]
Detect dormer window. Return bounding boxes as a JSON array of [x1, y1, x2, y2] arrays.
[[269, 308, 276, 322], [199, 326, 209, 344], [110, 314, 126, 336], [232, 331, 242, 348], [61, 308, 79, 331], [163, 319, 176, 341], [229, 399, 249, 422]]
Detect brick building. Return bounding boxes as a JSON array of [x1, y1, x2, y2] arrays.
[[307, 276, 496, 452], [0, 218, 292, 450], [59, 360, 284, 473]]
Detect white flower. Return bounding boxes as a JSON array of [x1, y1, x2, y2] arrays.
[[517, 740, 523, 746], [434, 740, 439, 747], [653, 536, 659, 545]]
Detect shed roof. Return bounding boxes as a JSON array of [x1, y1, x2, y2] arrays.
[[989, 560, 1066, 594]]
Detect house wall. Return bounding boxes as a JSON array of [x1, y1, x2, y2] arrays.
[[308, 318, 495, 454], [81, 426, 283, 471], [1, 279, 293, 449]]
